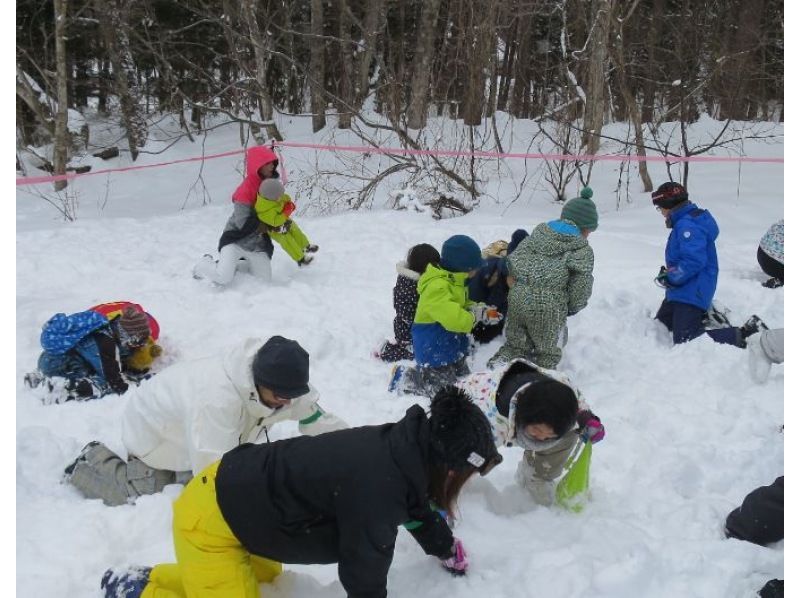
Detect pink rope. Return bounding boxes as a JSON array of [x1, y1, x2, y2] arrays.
[[16, 141, 783, 187]]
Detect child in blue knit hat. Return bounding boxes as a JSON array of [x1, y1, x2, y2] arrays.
[[390, 235, 503, 396]]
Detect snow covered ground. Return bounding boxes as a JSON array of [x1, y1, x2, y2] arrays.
[[16, 114, 785, 597]]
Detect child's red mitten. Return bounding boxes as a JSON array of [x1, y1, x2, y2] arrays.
[[282, 201, 296, 217]]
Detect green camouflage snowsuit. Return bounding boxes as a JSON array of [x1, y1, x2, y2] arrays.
[[490, 219, 594, 369]]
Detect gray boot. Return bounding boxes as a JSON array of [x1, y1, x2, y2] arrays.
[[65, 442, 180, 507]]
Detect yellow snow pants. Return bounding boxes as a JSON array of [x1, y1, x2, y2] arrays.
[[142, 461, 282, 598], [268, 221, 310, 262]]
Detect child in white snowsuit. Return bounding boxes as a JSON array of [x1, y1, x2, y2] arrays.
[[376, 243, 441, 362], [455, 358, 604, 505], [254, 179, 318, 266]]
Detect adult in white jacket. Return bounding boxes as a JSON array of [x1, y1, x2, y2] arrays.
[[65, 336, 347, 506]]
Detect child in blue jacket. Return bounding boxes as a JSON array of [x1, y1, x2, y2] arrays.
[[652, 182, 767, 346], [24, 307, 152, 402]]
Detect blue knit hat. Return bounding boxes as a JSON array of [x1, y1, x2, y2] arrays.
[[440, 235, 483, 272]]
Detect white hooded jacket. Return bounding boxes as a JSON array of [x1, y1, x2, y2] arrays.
[[121, 337, 347, 475]]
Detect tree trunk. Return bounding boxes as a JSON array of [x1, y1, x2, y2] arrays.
[[640, 0, 664, 123], [406, 0, 443, 129], [309, 0, 327, 132], [53, 0, 69, 191], [611, 0, 652, 191], [355, 0, 384, 107], [244, 0, 282, 141], [95, 0, 146, 160], [336, 0, 353, 129], [582, 0, 613, 155], [462, 0, 497, 126]]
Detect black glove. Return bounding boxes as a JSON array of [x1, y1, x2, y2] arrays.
[[654, 266, 672, 288]]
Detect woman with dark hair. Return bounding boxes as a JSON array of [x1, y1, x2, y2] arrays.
[[456, 359, 605, 506], [100, 388, 501, 598]]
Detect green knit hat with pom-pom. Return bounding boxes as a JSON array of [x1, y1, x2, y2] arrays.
[[561, 187, 598, 231]]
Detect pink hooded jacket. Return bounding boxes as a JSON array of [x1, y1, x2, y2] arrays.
[[232, 146, 279, 206]]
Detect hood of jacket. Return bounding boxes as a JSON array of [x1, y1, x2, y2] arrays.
[[417, 263, 469, 293], [396, 261, 422, 281], [245, 146, 278, 178], [523, 221, 589, 258]]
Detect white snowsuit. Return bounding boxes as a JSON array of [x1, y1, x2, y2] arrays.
[[67, 338, 347, 505]]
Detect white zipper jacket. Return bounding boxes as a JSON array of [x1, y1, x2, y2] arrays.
[[121, 337, 347, 474]]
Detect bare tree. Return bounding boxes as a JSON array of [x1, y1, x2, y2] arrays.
[[407, 0, 443, 129], [52, 0, 69, 191]]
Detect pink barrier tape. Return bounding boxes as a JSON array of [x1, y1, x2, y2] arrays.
[[273, 140, 784, 164], [16, 148, 245, 187], [16, 141, 783, 187]]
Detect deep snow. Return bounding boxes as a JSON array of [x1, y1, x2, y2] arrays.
[[16, 113, 785, 597]]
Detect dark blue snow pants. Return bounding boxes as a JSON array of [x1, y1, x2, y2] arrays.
[[655, 300, 741, 347]]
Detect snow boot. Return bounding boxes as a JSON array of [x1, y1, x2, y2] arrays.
[[100, 566, 152, 598], [64, 378, 99, 401], [305, 243, 319, 253], [63, 441, 101, 479], [702, 303, 732, 330], [298, 254, 314, 267], [24, 371, 44, 389], [762, 277, 783, 289], [388, 364, 406, 393], [747, 333, 773, 384], [192, 254, 215, 279], [739, 315, 769, 346]]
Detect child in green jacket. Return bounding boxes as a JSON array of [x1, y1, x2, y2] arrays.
[[255, 179, 318, 266], [390, 235, 502, 396]]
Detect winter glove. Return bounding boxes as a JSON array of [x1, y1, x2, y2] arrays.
[[276, 220, 292, 234], [577, 410, 605, 444], [440, 537, 468, 576], [470, 303, 503, 326], [149, 343, 163, 358], [281, 201, 296, 217], [654, 266, 674, 289]]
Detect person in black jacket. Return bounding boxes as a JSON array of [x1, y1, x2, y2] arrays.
[[725, 476, 784, 598], [468, 229, 529, 344], [376, 243, 441, 362], [100, 387, 502, 598]]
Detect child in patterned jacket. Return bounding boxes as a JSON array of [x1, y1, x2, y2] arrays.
[[490, 188, 597, 369], [454, 358, 604, 505], [757, 219, 783, 288], [255, 179, 318, 266], [376, 243, 441, 362]]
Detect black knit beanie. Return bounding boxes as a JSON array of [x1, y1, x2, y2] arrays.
[[252, 336, 310, 399], [407, 243, 441, 274], [428, 386, 498, 472]]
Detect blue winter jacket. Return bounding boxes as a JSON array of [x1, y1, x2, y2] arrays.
[[663, 202, 720, 310]]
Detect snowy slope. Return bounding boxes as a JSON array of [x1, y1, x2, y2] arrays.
[[16, 115, 784, 597]]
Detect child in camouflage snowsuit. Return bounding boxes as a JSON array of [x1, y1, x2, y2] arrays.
[[489, 188, 597, 369]]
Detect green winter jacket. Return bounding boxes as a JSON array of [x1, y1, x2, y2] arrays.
[[509, 220, 594, 315], [414, 265, 475, 332], [254, 192, 293, 227]]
